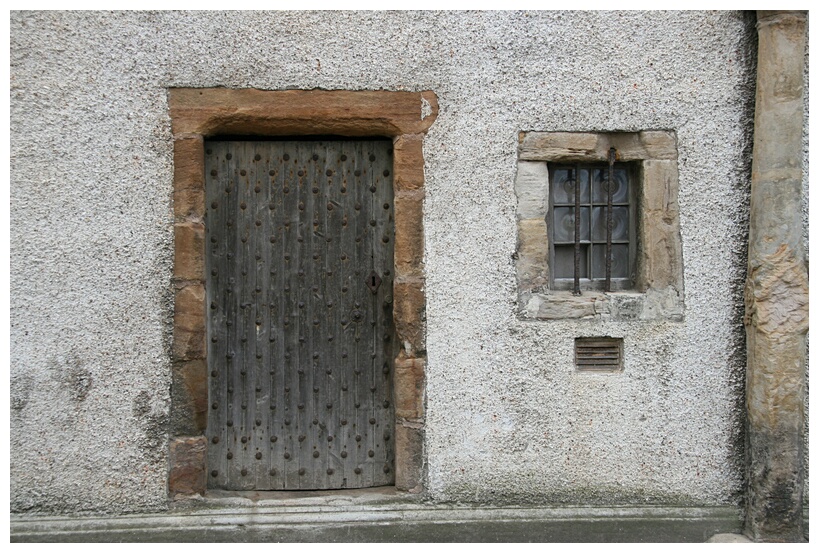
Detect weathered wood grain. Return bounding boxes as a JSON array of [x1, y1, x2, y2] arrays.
[[206, 140, 395, 490]]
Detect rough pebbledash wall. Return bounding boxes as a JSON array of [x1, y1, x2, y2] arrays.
[[10, 11, 804, 515]]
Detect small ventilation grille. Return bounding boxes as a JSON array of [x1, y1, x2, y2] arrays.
[[575, 337, 623, 371]]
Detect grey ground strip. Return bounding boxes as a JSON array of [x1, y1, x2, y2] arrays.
[[12, 502, 744, 542]]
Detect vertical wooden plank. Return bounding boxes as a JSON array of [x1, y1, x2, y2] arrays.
[[324, 141, 342, 488], [310, 140, 322, 489], [293, 143, 313, 489], [204, 143, 217, 487], [335, 141, 352, 487], [292, 141, 305, 487], [364, 142, 377, 487], [371, 142, 395, 485], [368, 141, 379, 486], [227, 142, 241, 489], [269, 142, 286, 489], [218, 143, 232, 488], [217, 142, 231, 488], [205, 142, 228, 489], [223, 143, 237, 488], [351, 140, 367, 487], [235, 142, 247, 489], [315, 139, 328, 489], [257, 142, 272, 490], [291, 141, 304, 489], [281, 142, 298, 488], [298, 140, 316, 489], [238, 141, 253, 490], [315, 139, 327, 489], [248, 142, 260, 488], [386, 141, 397, 481], [303, 141, 315, 488], [336, 141, 355, 487], [250, 142, 268, 489]]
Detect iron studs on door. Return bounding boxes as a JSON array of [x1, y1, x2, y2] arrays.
[[205, 140, 396, 491]]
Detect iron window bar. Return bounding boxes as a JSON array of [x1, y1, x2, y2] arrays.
[[558, 148, 623, 294], [605, 147, 616, 292], [573, 164, 581, 295]]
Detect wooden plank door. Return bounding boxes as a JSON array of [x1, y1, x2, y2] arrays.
[[204, 139, 396, 490]]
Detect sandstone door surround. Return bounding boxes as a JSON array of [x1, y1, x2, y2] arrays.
[[168, 89, 437, 495]]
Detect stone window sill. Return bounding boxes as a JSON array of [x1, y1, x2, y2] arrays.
[[519, 288, 684, 322]]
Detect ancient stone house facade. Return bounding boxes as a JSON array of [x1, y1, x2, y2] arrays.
[[9, 10, 808, 541]]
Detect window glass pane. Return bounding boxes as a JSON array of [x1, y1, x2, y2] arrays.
[[551, 168, 590, 204], [553, 207, 590, 243], [592, 244, 629, 279], [550, 162, 632, 287], [555, 244, 588, 279], [591, 167, 628, 204], [591, 206, 629, 241]]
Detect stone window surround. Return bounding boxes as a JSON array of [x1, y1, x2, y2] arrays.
[[168, 88, 437, 496], [515, 130, 684, 322]]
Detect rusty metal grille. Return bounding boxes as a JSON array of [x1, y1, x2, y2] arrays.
[[575, 337, 623, 372], [549, 150, 634, 293], [204, 139, 396, 491]]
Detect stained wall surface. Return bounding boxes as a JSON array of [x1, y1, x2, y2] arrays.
[[10, 11, 775, 514]]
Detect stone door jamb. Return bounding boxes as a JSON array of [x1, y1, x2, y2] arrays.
[[167, 88, 438, 496]]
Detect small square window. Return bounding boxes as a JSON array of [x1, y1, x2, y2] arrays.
[[514, 130, 684, 321], [549, 160, 636, 292]]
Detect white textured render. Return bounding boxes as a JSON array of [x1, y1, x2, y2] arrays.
[[11, 11, 772, 514]]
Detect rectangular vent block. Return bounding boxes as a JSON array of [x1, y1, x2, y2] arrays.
[[575, 337, 623, 372]]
